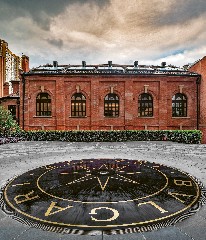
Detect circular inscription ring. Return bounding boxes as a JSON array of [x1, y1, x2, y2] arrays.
[[1, 159, 206, 234]]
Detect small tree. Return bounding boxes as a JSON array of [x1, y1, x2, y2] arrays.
[[0, 106, 21, 136]]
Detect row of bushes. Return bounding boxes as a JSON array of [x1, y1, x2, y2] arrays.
[[0, 130, 202, 144], [0, 106, 201, 144]]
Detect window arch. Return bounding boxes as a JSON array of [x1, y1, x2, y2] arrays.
[[172, 93, 187, 117], [104, 93, 119, 117], [71, 93, 86, 117], [138, 93, 153, 117], [36, 92, 51, 116]]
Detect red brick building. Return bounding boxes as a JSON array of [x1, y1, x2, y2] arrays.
[[19, 61, 200, 134], [189, 57, 206, 143]]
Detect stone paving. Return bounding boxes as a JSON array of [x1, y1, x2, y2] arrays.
[[0, 141, 206, 240]]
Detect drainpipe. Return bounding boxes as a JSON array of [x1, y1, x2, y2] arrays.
[[16, 98, 20, 125], [22, 73, 25, 130], [196, 76, 201, 130]]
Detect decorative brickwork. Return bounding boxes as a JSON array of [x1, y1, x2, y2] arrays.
[[19, 62, 199, 135], [189, 57, 206, 143]]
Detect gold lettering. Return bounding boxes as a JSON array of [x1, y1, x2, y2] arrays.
[[45, 201, 73, 217], [168, 192, 194, 203], [99, 164, 109, 170], [174, 180, 192, 187], [14, 190, 39, 204], [89, 207, 119, 222], [45, 165, 54, 170], [153, 165, 160, 168], [138, 201, 168, 213], [45, 165, 59, 170], [97, 177, 110, 191]]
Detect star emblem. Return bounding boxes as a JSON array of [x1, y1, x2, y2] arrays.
[[65, 160, 140, 191]]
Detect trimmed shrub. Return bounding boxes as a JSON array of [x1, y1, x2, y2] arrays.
[[5, 129, 202, 144]]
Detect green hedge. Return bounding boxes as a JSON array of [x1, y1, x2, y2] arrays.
[[6, 130, 202, 144]]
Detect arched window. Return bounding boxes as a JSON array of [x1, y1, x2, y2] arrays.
[[36, 93, 51, 116], [104, 93, 119, 117], [71, 93, 86, 117], [138, 93, 153, 117], [172, 93, 187, 117]]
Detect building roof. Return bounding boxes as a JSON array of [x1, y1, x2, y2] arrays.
[[0, 93, 19, 102], [25, 61, 199, 77], [188, 56, 206, 69]]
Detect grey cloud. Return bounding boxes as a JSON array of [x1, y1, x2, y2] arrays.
[[155, 0, 206, 26], [47, 38, 63, 48], [0, 0, 109, 30], [1, 0, 206, 69]]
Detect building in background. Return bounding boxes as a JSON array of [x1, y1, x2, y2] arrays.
[[20, 61, 200, 136], [0, 39, 29, 123], [1, 39, 205, 143], [189, 57, 206, 143]]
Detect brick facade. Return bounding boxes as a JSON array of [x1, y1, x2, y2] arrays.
[[189, 57, 206, 143], [1, 41, 204, 143], [20, 63, 199, 135]]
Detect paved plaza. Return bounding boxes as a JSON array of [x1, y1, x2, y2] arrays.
[[0, 140, 206, 240]]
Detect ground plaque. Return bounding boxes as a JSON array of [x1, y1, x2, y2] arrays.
[[1, 159, 205, 234]]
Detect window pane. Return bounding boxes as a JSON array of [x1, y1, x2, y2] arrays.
[[71, 93, 86, 117], [36, 93, 51, 116], [172, 93, 187, 117], [138, 93, 153, 117], [104, 93, 119, 117]]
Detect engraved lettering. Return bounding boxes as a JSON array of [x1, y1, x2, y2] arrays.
[[45, 201, 73, 216], [14, 190, 39, 204], [97, 177, 110, 191], [138, 201, 168, 213], [89, 207, 119, 222], [168, 192, 194, 203], [45, 165, 54, 170], [174, 180, 192, 187]]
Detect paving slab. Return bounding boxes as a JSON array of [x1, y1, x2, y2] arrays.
[[16, 228, 103, 240], [0, 216, 29, 240], [142, 226, 193, 240], [176, 213, 206, 240], [103, 232, 145, 240], [0, 141, 206, 240]]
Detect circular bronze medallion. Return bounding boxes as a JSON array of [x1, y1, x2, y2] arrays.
[[1, 159, 206, 234]]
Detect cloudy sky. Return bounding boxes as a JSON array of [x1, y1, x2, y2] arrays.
[[1, 0, 206, 68]]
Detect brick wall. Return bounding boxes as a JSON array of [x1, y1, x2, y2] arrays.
[[21, 55, 29, 72], [0, 40, 7, 98], [20, 73, 198, 133], [189, 57, 206, 143], [0, 56, 4, 97], [3, 82, 9, 96]]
